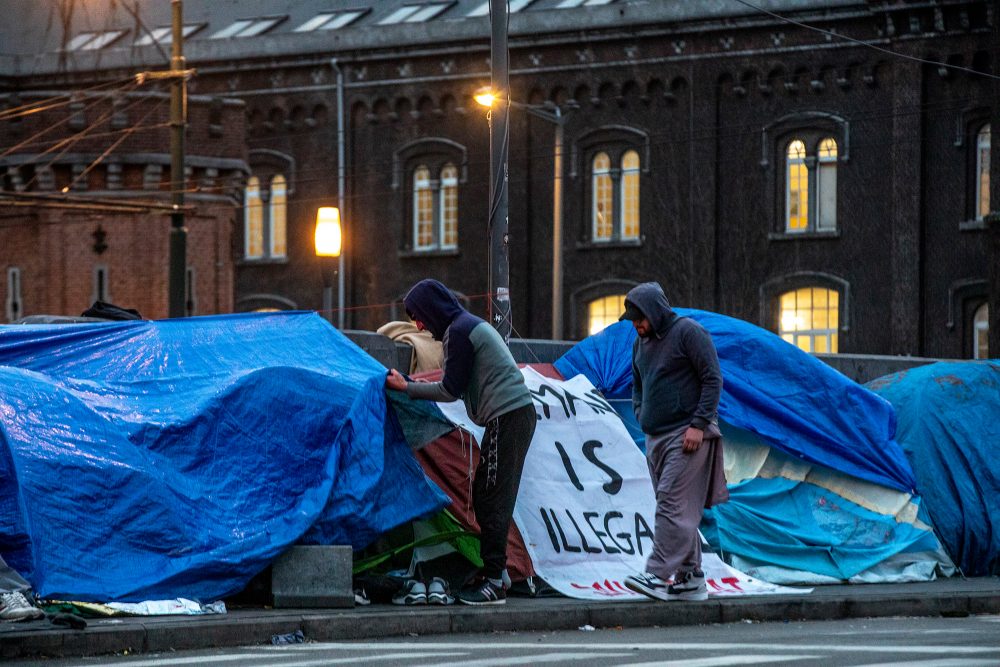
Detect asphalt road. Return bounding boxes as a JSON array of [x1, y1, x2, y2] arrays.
[[19, 614, 1000, 667]]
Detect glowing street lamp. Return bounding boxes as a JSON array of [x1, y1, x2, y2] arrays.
[[315, 207, 342, 324]]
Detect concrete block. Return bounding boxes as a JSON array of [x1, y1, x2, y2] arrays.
[[272, 545, 353, 608]]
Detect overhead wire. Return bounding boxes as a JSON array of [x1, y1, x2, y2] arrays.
[[0, 77, 137, 122]]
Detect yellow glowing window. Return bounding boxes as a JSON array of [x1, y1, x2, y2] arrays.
[[413, 166, 434, 250], [269, 174, 287, 258], [440, 163, 458, 249], [786, 140, 808, 231], [587, 294, 626, 336], [592, 152, 613, 241], [244, 176, 264, 258], [779, 287, 839, 354], [977, 124, 991, 221], [621, 150, 640, 240]]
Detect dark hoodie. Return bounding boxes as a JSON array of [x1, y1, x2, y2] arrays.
[[626, 282, 722, 435], [402, 279, 531, 426]]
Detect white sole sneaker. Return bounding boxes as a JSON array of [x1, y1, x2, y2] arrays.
[[624, 575, 669, 601]]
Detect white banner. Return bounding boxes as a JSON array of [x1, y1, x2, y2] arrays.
[[440, 368, 807, 600]]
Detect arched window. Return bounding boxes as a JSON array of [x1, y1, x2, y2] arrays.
[[974, 302, 989, 360], [977, 124, 991, 221], [440, 163, 458, 249], [269, 174, 287, 258], [785, 140, 808, 231], [244, 176, 264, 258], [621, 150, 641, 240], [413, 165, 434, 250], [778, 286, 839, 353], [817, 138, 837, 231], [587, 294, 626, 336], [592, 152, 613, 241]]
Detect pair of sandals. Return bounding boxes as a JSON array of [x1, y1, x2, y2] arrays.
[[391, 577, 453, 605]]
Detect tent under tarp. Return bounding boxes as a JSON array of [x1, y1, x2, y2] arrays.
[[555, 316, 951, 582], [868, 360, 1000, 576], [0, 312, 448, 602]]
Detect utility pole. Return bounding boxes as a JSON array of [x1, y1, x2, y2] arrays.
[[167, 0, 188, 318], [551, 106, 564, 341], [488, 0, 511, 342]]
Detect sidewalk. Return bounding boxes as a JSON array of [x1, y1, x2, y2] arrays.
[[2, 577, 998, 660]]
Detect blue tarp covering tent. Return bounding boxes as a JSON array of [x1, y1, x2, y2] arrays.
[[555, 314, 944, 581], [0, 312, 448, 602], [868, 361, 1000, 576]]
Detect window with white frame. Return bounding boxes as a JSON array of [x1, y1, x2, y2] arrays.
[[6, 267, 22, 322], [784, 137, 838, 233], [778, 286, 839, 353], [244, 173, 287, 260], [67, 30, 127, 50], [412, 163, 459, 251], [591, 149, 641, 242], [467, 0, 535, 16], [976, 124, 991, 221], [134, 24, 203, 46], [974, 302, 989, 360], [379, 2, 452, 24], [293, 10, 366, 31], [557, 0, 615, 7], [210, 16, 285, 39]]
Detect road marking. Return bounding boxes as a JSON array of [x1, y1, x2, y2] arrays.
[[626, 656, 822, 667], [419, 652, 633, 667], [263, 651, 467, 666], [67, 654, 278, 667], [853, 660, 997, 667], [266, 641, 1000, 655]]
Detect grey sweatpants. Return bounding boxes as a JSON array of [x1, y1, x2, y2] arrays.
[[644, 426, 715, 580], [0, 555, 30, 594]]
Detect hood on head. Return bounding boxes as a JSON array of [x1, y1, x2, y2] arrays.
[[623, 282, 677, 338], [402, 279, 466, 340]]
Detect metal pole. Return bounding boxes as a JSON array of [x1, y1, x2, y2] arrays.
[[167, 0, 187, 317], [551, 107, 564, 340], [488, 0, 511, 341], [332, 59, 346, 329]]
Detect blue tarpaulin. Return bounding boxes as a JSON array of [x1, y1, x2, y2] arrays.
[[0, 312, 448, 602], [869, 361, 1000, 576], [555, 313, 916, 494]]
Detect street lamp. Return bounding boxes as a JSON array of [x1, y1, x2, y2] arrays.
[[315, 206, 342, 325], [475, 89, 573, 340]]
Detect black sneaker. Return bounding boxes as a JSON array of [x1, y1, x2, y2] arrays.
[[667, 569, 708, 601], [457, 578, 506, 606], [624, 572, 668, 601]]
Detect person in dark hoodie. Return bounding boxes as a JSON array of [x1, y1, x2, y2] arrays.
[[385, 279, 536, 605], [620, 282, 727, 602]]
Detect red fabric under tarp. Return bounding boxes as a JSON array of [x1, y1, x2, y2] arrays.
[[412, 363, 562, 582]]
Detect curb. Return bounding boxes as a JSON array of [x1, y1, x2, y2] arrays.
[[2, 591, 999, 660]]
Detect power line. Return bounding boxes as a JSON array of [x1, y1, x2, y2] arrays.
[[0, 77, 137, 122], [729, 0, 1000, 81]]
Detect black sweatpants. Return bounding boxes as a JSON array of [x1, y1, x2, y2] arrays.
[[473, 403, 537, 580]]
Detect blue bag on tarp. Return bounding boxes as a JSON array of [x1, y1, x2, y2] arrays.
[[555, 312, 916, 494], [0, 312, 448, 602], [868, 361, 1000, 576]]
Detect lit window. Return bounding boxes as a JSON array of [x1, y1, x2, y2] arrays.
[[467, 0, 535, 16], [413, 166, 434, 250], [440, 164, 459, 249], [786, 140, 808, 232], [244, 176, 264, 259], [67, 30, 127, 50], [210, 17, 284, 39], [587, 294, 626, 336], [976, 124, 991, 221], [6, 267, 22, 322], [974, 303, 989, 360], [592, 152, 613, 241], [269, 174, 287, 258], [779, 287, 839, 354], [134, 24, 203, 46], [293, 10, 366, 31], [379, 3, 452, 24], [621, 150, 640, 240]]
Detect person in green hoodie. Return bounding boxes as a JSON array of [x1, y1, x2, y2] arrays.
[[385, 279, 536, 605], [620, 282, 727, 602]]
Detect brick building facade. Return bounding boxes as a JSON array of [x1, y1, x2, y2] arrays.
[[0, 0, 995, 357]]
